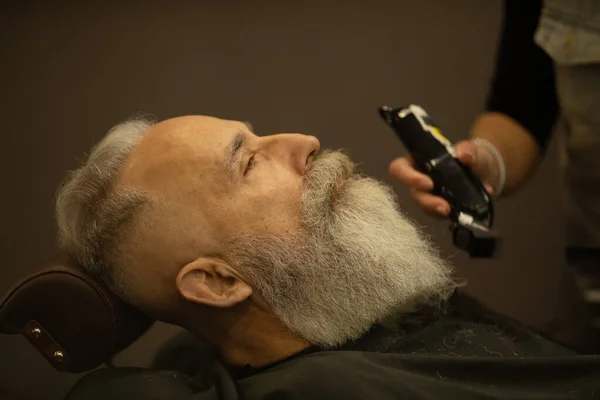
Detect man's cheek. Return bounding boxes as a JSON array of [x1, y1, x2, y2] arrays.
[[246, 186, 303, 234], [256, 177, 302, 206]]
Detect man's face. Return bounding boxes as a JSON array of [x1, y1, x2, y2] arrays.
[[119, 115, 452, 344], [117, 116, 320, 310]]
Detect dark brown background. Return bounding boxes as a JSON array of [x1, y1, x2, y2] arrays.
[[0, 1, 573, 399]]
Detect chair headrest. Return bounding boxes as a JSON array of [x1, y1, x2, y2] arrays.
[[0, 255, 153, 373]]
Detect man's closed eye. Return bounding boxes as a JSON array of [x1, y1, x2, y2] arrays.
[[244, 154, 256, 175]]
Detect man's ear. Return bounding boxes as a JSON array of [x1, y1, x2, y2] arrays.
[[176, 258, 252, 308]]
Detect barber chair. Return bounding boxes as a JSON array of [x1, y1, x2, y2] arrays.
[[0, 255, 153, 373]]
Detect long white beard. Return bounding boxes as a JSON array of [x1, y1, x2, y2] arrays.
[[231, 151, 455, 347]]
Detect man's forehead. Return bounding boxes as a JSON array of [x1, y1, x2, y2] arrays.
[[119, 115, 247, 189], [138, 115, 249, 158], [149, 115, 240, 142]]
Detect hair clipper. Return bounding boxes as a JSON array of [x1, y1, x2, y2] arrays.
[[379, 105, 500, 258]]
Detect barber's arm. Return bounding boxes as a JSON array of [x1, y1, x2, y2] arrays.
[[389, 0, 558, 216]]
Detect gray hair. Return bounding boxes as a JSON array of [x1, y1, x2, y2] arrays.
[[55, 118, 155, 288]]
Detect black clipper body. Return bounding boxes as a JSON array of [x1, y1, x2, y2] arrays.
[[379, 105, 499, 258]]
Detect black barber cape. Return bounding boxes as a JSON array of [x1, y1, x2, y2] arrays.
[[66, 292, 600, 399]]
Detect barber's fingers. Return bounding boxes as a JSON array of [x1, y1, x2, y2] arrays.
[[389, 143, 491, 217], [388, 157, 434, 191], [390, 157, 447, 217], [409, 188, 451, 217], [455, 140, 495, 195], [454, 140, 478, 167], [389, 141, 479, 190], [483, 183, 494, 196]]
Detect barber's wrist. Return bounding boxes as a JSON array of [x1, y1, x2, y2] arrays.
[[472, 138, 506, 196]]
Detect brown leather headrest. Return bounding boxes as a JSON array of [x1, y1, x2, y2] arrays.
[[0, 256, 153, 373]]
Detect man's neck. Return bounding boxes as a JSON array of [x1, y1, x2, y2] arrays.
[[220, 327, 309, 367], [189, 303, 310, 368]]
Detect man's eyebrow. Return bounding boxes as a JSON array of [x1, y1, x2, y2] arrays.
[[226, 130, 245, 176]]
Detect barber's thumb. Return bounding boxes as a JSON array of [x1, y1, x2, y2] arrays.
[[454, 140, 478, 167]]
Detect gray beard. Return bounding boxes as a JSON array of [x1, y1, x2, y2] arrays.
[[231, 151, 455, 347]]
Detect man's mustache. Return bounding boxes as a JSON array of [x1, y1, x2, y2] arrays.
[[302, 150, 357, 225], [304, 150, 356, 191]]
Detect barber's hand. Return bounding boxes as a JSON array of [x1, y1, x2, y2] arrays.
[[388, 140, 496, 217]]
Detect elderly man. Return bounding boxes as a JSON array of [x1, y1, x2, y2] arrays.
[[60, 115, 599, 399]]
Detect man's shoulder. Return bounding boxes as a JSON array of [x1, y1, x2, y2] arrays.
[[63, 354, 432, 400], [63, 351, 600, 400], [241, 350, 600, 400], [238, 351, 434, 399], [65, 367, 210, 400]]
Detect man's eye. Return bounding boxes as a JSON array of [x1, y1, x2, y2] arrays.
[[244, 155, 256, 175]]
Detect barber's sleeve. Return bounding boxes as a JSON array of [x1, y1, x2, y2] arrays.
[[64, 368, 216, 400], [486, 0, 559, 152]]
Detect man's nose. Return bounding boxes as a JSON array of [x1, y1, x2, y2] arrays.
[[263, 134, 320, 175]]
